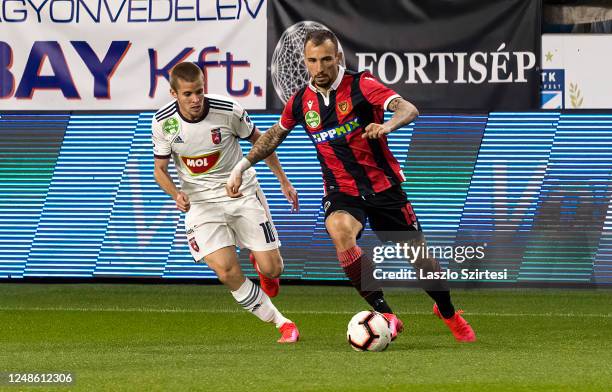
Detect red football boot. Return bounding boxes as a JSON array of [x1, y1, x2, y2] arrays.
[[277, 322, 299, 343], [382, 313, 404, 341], [433, 303, 476, 342]]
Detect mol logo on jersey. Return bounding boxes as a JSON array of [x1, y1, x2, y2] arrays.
[[180, 151, 221, 175], [311, 117, 361, 144]]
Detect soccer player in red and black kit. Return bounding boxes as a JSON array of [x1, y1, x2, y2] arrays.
[[227, 29, 476, 342]]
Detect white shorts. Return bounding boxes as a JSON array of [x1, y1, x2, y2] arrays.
[[185, 187, 280, 261]]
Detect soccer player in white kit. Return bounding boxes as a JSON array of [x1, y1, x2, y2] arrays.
[[152, 62, 299, 343]]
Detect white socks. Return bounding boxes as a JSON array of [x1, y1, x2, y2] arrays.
[[231, 278, 289, 328]]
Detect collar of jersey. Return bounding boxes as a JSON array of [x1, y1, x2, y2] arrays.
[[177, 98, 210, 124], [308, 65, 345, 94]]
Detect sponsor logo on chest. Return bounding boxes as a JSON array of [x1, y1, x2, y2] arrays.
[[310, 117, 361, 144], [305, 110, 321, 129], [180, 151, 221, 175], [163, 117, 180, 135]]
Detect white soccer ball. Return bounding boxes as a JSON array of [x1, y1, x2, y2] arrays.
[[346, 311, 392, 352]]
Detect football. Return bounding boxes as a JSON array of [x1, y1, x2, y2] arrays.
[[346, 311, 392, 352]]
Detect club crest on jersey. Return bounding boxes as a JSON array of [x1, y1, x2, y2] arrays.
[[162, 117, 180, 135], [310, 117, 361, 144], [189, 238, 200, 252], [180, 151, 221, 175], [305, 110, 321, 129], [337, 100, 352, 114], [211, 128, 222, 144]]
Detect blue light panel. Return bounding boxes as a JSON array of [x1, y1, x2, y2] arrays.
[[0, 111, 610, 284]]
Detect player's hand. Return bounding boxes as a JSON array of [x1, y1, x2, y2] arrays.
[[174, 191, 191, 212], [280, 181, 299, 213], [362, 123, 391, 139], [226, 167, 244, 198]]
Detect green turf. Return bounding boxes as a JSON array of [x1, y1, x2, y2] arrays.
[[0, 284, 611, 391]]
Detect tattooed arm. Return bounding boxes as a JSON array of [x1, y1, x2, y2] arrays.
[[385, 97, 419, 132], [362, 97, 419, 139], [226, 123, 291, 197], [247, 128, 299, 212], [245, 123, 291, 165]]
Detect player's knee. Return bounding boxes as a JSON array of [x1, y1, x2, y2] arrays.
[[258, 258, 283, 279], [215, 264, 240, 284], [265, 265, 282, 279], [216, 269, 231, 284], [326, 218, 355, 241]]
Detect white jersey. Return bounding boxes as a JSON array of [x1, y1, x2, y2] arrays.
[[152, 94, 258, 203]]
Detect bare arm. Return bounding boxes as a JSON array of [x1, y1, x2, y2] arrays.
[[154, 158, 190, 212], [248, 128, 290, 185], [385, 97, 419, 132], [245, 123, 291, 165], [362, 97, 419, 139], [226, 123, 292, 199], [248, 128, 299, 212]]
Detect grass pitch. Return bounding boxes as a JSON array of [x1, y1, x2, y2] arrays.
[[0, 284, 611, 391]]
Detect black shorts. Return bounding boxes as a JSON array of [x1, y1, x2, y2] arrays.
[[322, 185, 422, 242]]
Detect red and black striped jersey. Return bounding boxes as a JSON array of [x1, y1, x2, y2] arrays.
[[279, 67, 405, 197]]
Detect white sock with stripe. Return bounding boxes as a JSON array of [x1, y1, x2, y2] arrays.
[[231, 278, 289, 328]]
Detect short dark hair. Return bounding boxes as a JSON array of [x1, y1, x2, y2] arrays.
[[304, 29, 339, 52], [170, 62, 203, 91]]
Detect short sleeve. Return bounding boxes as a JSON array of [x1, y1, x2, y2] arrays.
[[231, 101, 255, 139], [152, 119, 171, 159], [279, 94, 297, 131], [359, 72, 401, 111]]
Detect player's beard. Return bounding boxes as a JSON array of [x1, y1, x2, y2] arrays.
[[314, 75, 332, 89]]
